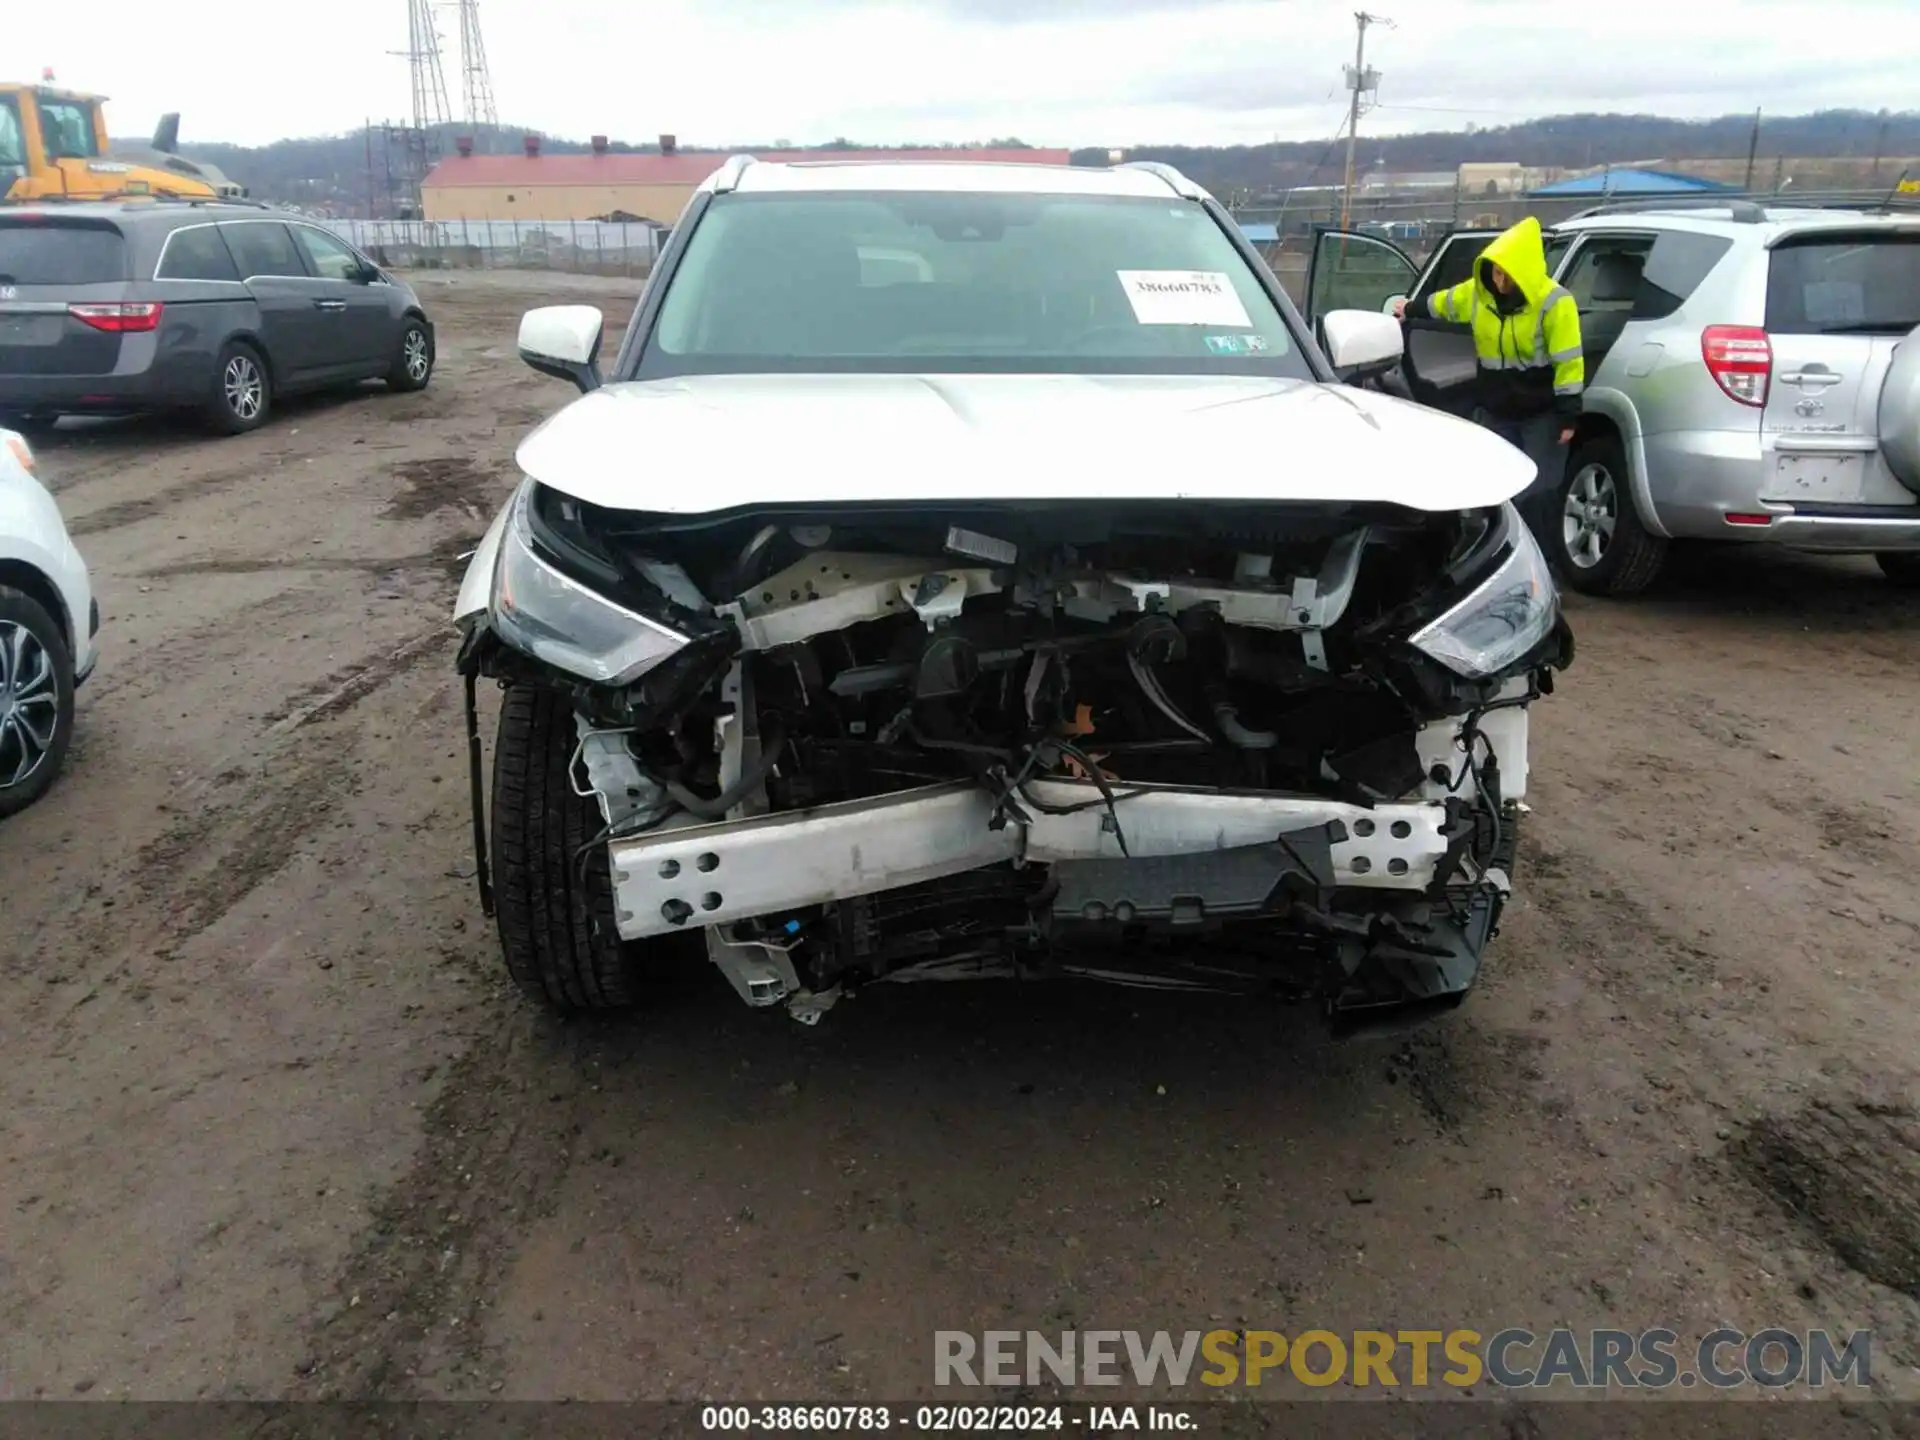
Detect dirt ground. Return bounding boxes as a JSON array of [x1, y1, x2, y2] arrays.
[[4, 269, 1919, 1415]]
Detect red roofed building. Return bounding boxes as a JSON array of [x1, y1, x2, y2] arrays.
[[420, 137, 1076, 223]]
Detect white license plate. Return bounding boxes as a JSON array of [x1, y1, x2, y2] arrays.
[[1764, 452, 1868, 504]]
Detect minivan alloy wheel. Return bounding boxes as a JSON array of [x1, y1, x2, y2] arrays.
[[224, 354, 265, 421], [0, 620, 60, 790], [1563, 462, 1619, 570], [404, 328, 431, 383]]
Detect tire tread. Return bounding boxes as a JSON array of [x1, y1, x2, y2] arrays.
[[1558, 433, 1668, 598], [490, 685, 636, 1010]]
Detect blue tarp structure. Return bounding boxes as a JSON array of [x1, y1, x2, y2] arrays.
[[1529, 167, 1737, 197], [1237, 221, 1280, 243]]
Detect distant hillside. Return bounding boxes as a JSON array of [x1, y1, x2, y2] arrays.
[[1078, 109, 1920, 198], [125, 109, 1920, 213]]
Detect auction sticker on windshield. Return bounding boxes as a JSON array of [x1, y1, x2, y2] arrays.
[[1117, 270, 1252, 327]]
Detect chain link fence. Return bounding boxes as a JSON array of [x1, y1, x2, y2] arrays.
[[326, 218, 662, 277]]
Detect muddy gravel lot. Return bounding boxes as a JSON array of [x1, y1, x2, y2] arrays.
[[4, 270, 1920, 1422]]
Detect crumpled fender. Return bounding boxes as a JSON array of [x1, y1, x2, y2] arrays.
[[453, 487, 516, 628]]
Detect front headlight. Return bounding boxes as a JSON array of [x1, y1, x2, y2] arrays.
[[1409, 504, 1558, 678], [490, 482, 691, 685]]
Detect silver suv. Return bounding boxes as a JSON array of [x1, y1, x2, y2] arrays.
[[1303, 202, 1920, 594]]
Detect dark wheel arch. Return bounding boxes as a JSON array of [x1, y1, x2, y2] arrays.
[[222, 332, 276, 384], [0, 561, 73, 654]]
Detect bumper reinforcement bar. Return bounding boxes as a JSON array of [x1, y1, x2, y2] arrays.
[[609, 779, 1452, 942]]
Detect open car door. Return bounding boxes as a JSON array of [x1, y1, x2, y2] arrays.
[[1396, 228, 1579, 417], [1304, 229, 1419, 334], [1302, 229, 1419, 395], [1397, 229, 1499, 417]]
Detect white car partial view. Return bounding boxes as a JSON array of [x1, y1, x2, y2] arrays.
[[0, 428, 96, 817], [452, 157, 1574, 1037]]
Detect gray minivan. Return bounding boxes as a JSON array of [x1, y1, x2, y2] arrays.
[[0, 199, 435, 434]]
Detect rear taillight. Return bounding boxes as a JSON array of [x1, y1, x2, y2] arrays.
[[1701, 324, 1771, 406], [68, 301, 163, 333]]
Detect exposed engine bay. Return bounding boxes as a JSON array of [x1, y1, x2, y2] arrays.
[[458, 484, 1572, 1034]]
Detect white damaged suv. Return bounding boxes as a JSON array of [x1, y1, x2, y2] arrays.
[[452, 158, 1573, 1035], [0, 426, 96, 818]]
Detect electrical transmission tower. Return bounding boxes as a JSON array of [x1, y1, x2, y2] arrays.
[[369, 0, 451, 221], [401, 0, 453, 132], [456, 0, 498, 130]]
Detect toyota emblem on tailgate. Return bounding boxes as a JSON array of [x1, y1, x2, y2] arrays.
[[0, 285, 15, 301]]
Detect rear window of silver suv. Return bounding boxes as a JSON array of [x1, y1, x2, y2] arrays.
[[1766, 232, 1920, 336]]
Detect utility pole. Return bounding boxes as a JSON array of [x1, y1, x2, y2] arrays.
[[1743, 108, 1762, 192], [1872, 108, 1889, 185], [1339, 11, 1391, 229]]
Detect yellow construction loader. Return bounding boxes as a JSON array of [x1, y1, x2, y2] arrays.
[[1, 75, 245, 203]]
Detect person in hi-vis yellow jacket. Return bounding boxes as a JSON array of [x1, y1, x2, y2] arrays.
[[1393, 217, 1583, 541]]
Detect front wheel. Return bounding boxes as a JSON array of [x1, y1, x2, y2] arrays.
[[490, 684, 642, 1011], [1552, 434, 1668, 597], [0, 587, 76, 818]]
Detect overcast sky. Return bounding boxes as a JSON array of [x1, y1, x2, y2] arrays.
[[17, 0, 1915, 150]]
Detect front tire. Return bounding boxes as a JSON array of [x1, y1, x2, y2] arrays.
[[1553, 433, 1668, 597], [206, 340, 270, 435], [490, 684, 639, 1011], [387, 318, 434, 392], [0, 587, 76, 819], [1876, 553, 1920, 588]]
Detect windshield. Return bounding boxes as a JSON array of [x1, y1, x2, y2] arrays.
[[36, 98, 100, 161], [637, 190, 1309, 379], [1766, 233, 1920, 335]]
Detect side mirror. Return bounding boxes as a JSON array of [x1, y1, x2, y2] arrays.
[[518, 305, 604, 393], [1322, 309, 1404, 379]]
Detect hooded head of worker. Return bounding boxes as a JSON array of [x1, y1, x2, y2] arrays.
[[1476, 217, 1553, 316]]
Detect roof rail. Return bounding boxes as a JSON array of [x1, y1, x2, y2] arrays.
[[1565, 195, 1768, 223], [1565, 190, 1920, 224], [1, 189, 271, 210], [1761, 193, 1920, 216], [710, 154, 758, 194], [1115, 160, 1205, 200]]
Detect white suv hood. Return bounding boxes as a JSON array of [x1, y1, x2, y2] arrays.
[[515, 373, 1534, 515]]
